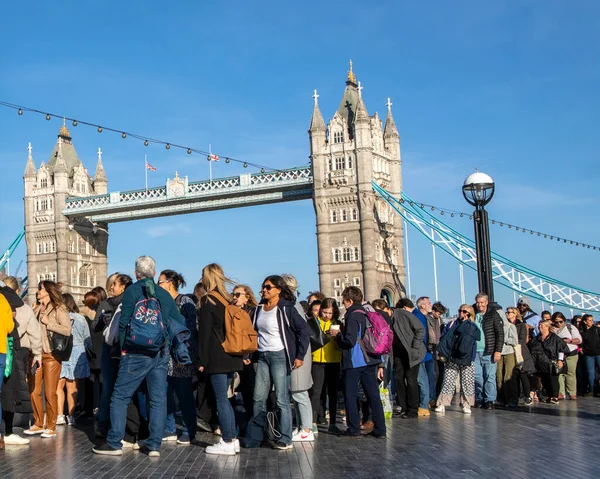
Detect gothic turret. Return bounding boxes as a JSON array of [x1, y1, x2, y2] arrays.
[[383, 98, 399, 139], [94, 147, 108, 195], [24, 143, 36, 178], [309, 90, 326, 132]]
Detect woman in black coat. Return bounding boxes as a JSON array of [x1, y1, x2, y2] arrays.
[[529, 319, 570, 404]]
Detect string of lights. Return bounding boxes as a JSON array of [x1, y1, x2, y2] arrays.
[[0, 100, 293, 174], [399, 197, 600, 252], [2, 100, 596, 252]]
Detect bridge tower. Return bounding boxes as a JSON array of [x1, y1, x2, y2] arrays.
[[23, 123, 108, 304], [310, 62, 406, 305]]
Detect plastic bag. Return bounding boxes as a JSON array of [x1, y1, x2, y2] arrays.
[[4, 336, 13, 378], [380, 385, 393, 419]]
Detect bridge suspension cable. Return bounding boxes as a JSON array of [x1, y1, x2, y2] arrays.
[[373, 182, 600, 312], [0, 229, 25, 274]]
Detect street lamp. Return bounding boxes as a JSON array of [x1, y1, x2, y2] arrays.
[[462, 171, 495, 301]]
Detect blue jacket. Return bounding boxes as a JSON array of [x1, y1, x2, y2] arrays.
[[252, 298, 310, 370], [438, 319, 481, 366], [336, 303, 381, 370], [413, 308, 433, 363], [119, 278, 185, 351]]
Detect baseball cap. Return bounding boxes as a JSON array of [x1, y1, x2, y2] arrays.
[[517, 297, 530, 307]]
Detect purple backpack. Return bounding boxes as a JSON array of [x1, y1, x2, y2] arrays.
[[361, 310, 393, 356]]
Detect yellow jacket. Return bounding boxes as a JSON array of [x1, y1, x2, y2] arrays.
[[311, 317, 342, 364], [0, 294, 15, 354]]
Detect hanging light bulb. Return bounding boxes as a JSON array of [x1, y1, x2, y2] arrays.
[[144, 140, 149, 146], [243, 162, 248, 168], [165, 143, 171, 150], [225, 158, 230, 164], [97, 126, 103, 133], [450, 213, 454, 217], [18, 109, 23, 115], [45, 114, 51, 120], [72, 120, 78, 127], [440, 211, 444, 215], [187, 148, 192, 155], [121, 132, 127, 139], [261, 168, 265, 173]]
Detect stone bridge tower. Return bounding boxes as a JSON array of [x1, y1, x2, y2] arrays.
[[310, 62, 406, 305], [24, 123, 108, 304]]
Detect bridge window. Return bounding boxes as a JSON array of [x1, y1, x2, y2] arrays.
[[40, 199, 48, 210], [334, 249, 341, 263], [49, 241, 55, 253], [40, 178, 48, 188], [79, 269, 88, 287], [333, 131, 344, 144], [43, 242, 48, 254], [355, 247, 360, 261], [334, 278, 341, 288], [335, 157, 344, 170], [342, 210, 348, 222], [68, 241, 75, 253], [37, 243, 42, 254], [78, 237, 87, 255], [347, 156, 353, 169], [352, 208, 358, 221], [343, 247, 353, 262], [328, 158, 333, 171], [331, 210, 337, 223], [353, 277, 361, 286]]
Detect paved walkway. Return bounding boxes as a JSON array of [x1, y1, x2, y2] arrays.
[[1, 398, 599, 478]]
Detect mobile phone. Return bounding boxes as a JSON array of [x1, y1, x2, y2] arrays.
[[31, 362, 39, 376]]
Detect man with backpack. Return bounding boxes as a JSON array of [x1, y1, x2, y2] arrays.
[[329, 286, 386, 438], [93, 256, 186, 457]]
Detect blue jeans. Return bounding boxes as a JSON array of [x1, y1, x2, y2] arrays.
[[0, 353, 5, 431], [417, 360, 437, 408], [210, 373, 237, 443], [244, 350, 292, 447], [343, 365, 386, 436], [584, 355, 600, 394], [98, 343, 119, 433], [474, 352, 497, 403], [107, 351, 169, 451], [165, 375, 197, 438]]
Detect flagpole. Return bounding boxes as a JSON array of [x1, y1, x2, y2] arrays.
[[145, 154, 148, 191], [209, 144, 212, 182]]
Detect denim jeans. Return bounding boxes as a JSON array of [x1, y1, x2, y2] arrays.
[[209, 373, 237, 443], [291, 390, 312, 430], [107, 351, 169, 451], [244, 349, 292, 447], [474, 352, 497, 403], [417, 360, 437, 408], [0, 353, 5, 432], [98, 343, 119, 433], [343, 365, 386, 436], [584, 355, 600, 394], [165, 375, 197, 438]]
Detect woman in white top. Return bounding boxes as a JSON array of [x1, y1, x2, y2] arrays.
[[552, 312, 582, 399]]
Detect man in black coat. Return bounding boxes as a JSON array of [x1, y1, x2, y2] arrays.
[[473, 293, 504, 409]]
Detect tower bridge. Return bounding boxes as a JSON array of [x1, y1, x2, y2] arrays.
[[23, 63, 406, 305]]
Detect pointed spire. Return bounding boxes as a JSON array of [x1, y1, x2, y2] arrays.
[[347, 60, 357, 85], [383, 97, 399, 138], [309, 89, 326, 132], [355, 95, 369, 123], [54, 137, 68, 173], [24, 142, 36, 177], [94, 147, 107, 181]]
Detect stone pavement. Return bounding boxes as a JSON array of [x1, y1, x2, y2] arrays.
[[1, 398, 599, 479]]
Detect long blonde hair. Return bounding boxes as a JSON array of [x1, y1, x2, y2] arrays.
[[201, 263, 232, 304], [106, 272, 120, 294], [459, 304, 475, 321], [3, 276, 19, 292]]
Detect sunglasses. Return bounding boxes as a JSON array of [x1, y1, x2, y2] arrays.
[[261, 284, 276, 291], [233, 292, 245, 298], [555, 320, 564, 324], [459, 309, 470, 315], [506, 310, 515, 314]]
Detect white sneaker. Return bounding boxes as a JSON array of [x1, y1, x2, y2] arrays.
[[462, 405, 472, 415], [67, 416, 76, 426], [233, 438, 240, 453], [148, 450, 160, 457], [205, 438, 236, 456], [292, 429, 315, 442], [40, 429, 56, 438], [56, 415, 67, 426], [434, 405, 445, 413], [162, 433, 177, 442], [121, 440, 135, 448], [177, 434, 190, 445], [23, 426, 45, 435], [133, 440, 144, 450], [3, 434, 30, 445]]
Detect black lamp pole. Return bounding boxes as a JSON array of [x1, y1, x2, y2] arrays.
[[463, 172, 495, 302]]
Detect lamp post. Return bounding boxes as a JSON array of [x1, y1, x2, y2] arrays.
[[462, 171, 495, 301]]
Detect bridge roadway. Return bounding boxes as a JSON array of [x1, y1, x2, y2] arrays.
[[1, 398, 598, 478], [63, 167, 314, 223]]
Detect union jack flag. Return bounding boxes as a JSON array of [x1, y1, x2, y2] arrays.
[[146, 162, 157, 171], [208, 154, 219, 162]]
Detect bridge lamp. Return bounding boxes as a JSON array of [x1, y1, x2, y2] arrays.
[[462, 171, 495, 301]]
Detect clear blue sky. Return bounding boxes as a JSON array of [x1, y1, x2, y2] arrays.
[[1, 1, 599, 314]]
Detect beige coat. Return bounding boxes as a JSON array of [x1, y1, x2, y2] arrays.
[[34, 304, 72, 354], [15, 303, 43, 362]]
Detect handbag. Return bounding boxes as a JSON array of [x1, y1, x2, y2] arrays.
[[380, 385, 393, 419], [103, 305, 122, 346], [306, 316, 330, 352], [551, 360, 568, 376], [513, 344, 524, 367], [48, 320, 74, 362]]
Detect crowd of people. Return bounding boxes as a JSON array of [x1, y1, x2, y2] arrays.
[[1, 256, 599, 456]]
